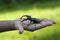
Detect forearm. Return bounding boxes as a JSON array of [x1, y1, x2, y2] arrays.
[[0, 20, 16, 32]]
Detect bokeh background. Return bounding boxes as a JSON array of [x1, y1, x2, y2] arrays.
[[0, 0, 60, 40]]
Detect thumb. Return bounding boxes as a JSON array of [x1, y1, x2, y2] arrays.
[[15, 21, 24, 34], [18, 26, 24, 34], [15, 24, 24, 34]]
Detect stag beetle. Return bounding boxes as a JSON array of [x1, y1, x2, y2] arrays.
[[20, 15, 41, 23]]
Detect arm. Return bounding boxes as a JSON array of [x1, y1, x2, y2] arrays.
[[0, 19, 24, 34], [0, 18, 56, 34], [0, 20, 16, 32]]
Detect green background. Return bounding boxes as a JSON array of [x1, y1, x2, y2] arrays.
[[0, 0, 60, 40]]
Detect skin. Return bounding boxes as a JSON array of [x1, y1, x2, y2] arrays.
[[21, 18, 56, 31], [0, 20, 16, 32], [0, 18, 56, 34]]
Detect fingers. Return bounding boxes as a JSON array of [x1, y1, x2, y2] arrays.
[[49, 19, 56, 24], [35, 19, 56, 30], [38, 18, 56, 24], [25, 19, 56, 31], [38, 18, 48, 21], [40, 21, 53, 26]]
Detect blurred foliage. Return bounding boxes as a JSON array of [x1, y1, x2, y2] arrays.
[[0, 0, 60, 4], [0, 0, 60, 40], [0, 0, 60, 12]]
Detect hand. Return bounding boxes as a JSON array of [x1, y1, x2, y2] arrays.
[[15, 18, 56, 34]]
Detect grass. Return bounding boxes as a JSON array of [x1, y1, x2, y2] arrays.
[[0, 1, 60, 40]]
